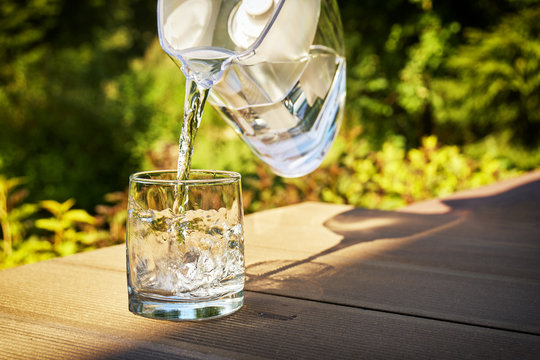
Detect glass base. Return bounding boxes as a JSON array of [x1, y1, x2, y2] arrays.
[[129, 291, 244, 321]]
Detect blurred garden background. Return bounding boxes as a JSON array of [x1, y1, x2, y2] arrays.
[[1, 0, 539, 268]]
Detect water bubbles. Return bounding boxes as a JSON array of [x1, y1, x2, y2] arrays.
[[129, 207, 244, 299]]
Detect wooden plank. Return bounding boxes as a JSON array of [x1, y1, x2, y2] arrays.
[[45, 171, 540, 333], [243, 172, 540, 334], [0, 260, 539, 359]]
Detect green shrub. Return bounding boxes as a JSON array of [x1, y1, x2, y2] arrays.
[[0, 178, 119, 269], [0, 176, 38, 257], [35, 199, 100, 256], [1, 0, 539, 269], [236, 131, 522, 214], [433, 5, 540, 147]]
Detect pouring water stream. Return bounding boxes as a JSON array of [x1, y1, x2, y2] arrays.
[[159, 0, 346, 212]]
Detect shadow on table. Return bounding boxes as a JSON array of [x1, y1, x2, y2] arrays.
[[245, 175, 540, 298]]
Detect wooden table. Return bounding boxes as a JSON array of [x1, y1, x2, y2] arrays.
[[1, 171, 540, 359]]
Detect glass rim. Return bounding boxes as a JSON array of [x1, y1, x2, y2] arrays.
[[129, 169, 241, 186]]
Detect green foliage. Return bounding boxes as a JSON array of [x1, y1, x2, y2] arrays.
[[329, 134, 521, 208], [433, 5, 540, 147], [35, 199, 98, 256], [1, 237, 57, 269], [342, 0, 453, 146], [0, 176, 38, 256], [1, 0, 540, 268], [0, 0, 61, 84], [0, 180, 119, 268], [464, 132, 540, 171], [0, 42, 153, 209], [239, 131, 521, 213], [2, 0, 539, 211], [0, 0, 156, 210], [341, 0, 540, 148]]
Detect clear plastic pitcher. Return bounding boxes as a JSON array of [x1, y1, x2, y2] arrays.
[[158, 0, 346, 177]]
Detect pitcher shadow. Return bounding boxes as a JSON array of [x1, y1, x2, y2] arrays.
[[245, 175, 540, 296]]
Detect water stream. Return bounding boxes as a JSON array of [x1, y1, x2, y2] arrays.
[[173, 78, 210, 214]]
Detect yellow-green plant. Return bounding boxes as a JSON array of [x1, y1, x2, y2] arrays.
[[0, 176, 38, 256], [239, 130, 524, 213], [35, 199, 98, 256], [321, 134, 522, 210]]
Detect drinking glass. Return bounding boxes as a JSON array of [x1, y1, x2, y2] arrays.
[[126, 170, 245, 320]]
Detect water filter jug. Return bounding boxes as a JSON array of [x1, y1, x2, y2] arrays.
[[158, 0, 346, 177]]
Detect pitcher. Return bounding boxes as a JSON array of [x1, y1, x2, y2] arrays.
[[158, 0, 346, 177]]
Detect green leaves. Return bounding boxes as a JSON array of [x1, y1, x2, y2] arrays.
[[0, 177, 126, 268], [0, 176, 37, 256], [434, 6, 540, 147], [36, 199, 95, 234], [2, 0, 539, 269], [317, 134, 521, 210], [35, 199, 97, 255], [238, 129, 523, 214], [39, 199, 95, 225]]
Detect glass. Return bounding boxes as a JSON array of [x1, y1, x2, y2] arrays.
[[126, 170, 245, 320], [158, 0, 346, 177]]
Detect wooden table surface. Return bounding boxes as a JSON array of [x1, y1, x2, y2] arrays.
[[1, 171, 540, 359]]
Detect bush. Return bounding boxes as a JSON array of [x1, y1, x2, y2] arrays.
[[1, 0, 539, 268], [433, 5, 540, 148], [0, 0, 156, 210], [239, 131, 522, 213], [0, 178, 126, 269]]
